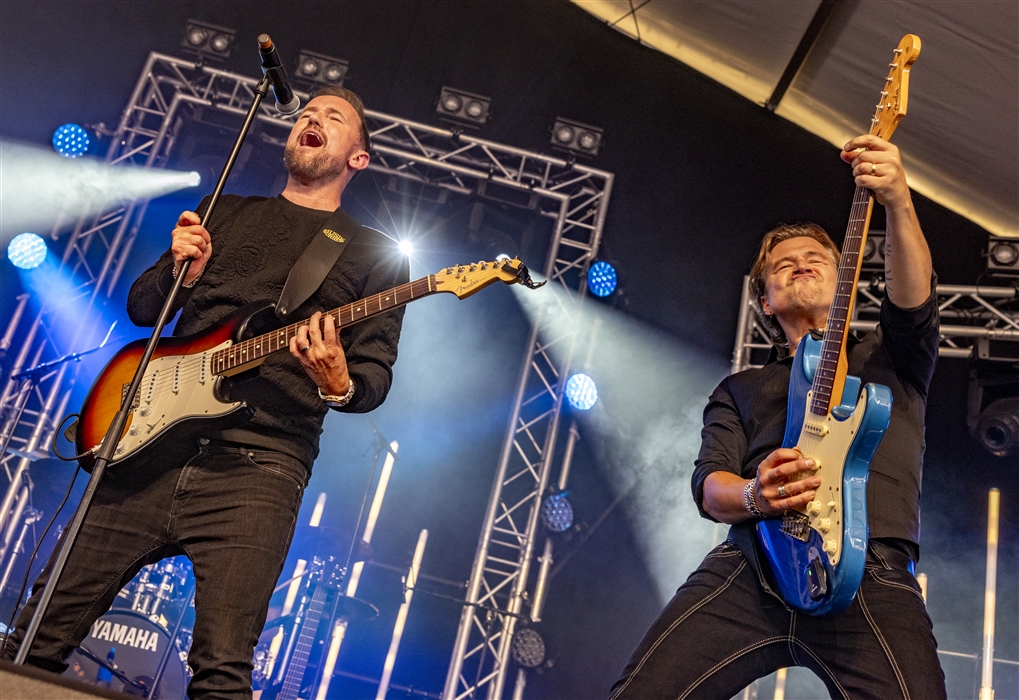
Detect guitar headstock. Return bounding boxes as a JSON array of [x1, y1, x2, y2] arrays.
[[434, 257, 545, 299], [869, 34, 921, 141]]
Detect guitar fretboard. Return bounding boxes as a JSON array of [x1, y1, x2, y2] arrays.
[[809, 185, 871, 416], [210, 275, 435, 375]]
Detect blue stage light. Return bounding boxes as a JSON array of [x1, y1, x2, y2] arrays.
[[8, 233, 48, 270], [52, 123, 90, 158], [541, 492, 574, 532], [587, 261, 617, 297], [565, 373, 598, 410]]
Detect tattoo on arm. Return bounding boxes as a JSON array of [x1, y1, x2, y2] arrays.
[[884, 237, 894, 291]]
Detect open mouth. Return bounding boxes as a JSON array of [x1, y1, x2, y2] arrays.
[[300, 131, 323, 148]]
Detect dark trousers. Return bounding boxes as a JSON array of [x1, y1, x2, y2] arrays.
[[610, 540, 947, 700], [3, 438, 308, 700]]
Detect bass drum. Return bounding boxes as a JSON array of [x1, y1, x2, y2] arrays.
[[63, 609, 190, 699]]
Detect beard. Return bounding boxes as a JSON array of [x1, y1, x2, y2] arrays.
[[284, 142, 345, 183]]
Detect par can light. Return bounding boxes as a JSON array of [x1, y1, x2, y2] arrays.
[[587, 261, 618, 297], [8, 233, 48, 270], [565, 373, 598, 410], [52, 124, 90, 158]]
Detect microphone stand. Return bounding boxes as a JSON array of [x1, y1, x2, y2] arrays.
[[14, 71, 274, 663]]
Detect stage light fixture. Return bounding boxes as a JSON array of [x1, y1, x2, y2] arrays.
[[294, 49, 349, 87], [565, 373, 598, 410], [180, 19, 235, 61], [971, 397, 1019, 457], [511, 627, 546, 668], [987, 236, 1019, 276], [550, 117, 603, 157], [541, 492, 574, 532], [587, 261, 618, 297], [862, 231, 886, 269], [435, 87, 491, 128], [51, 124, 90, 158], [398, 240, 414, 256], [8, 233, 47, 270]]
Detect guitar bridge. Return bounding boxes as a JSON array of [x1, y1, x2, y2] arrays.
[[781, 511, 811, 542]]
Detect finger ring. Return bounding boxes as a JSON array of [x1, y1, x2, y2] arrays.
[[871, 163, 877, 176], [300, 345, 311, 353], [777, 485, 788, 498]]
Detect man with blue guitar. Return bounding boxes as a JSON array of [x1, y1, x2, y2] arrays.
[[610, 132, 946, 699]]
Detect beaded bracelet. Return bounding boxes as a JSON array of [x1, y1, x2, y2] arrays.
[[743, 479, 764, 518]]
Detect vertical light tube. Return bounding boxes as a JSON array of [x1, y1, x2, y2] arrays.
[[314, 441, 399, 700], [309, 492, 327, 527], [281, 559, 307, 616], [773, 667, 787, 700], [375, 529, 428, 700], [916, 572, 928, 602], [979, 488, 1000, 700]]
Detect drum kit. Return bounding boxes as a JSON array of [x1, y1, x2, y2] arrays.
[[60, 554, 377, 699], [62, 556, 194, 699]]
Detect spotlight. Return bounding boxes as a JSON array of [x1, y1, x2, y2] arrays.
[[862, 231, 886, 269], [987, 236, 1019, 276], [435, 87, 491, 128], [8, 233, 47, 270], [586, 261, 617, 297], [180, 19, 235, 61], [293, 49, 349, 87], [187, 171, 202, 187], [398, 240, 414, 256], [51, 124, 90, 158], [510, 627, 546, 668], [971, 397, 1019, 457], [541, 492, 574, 532], [550, 117, 603, 157], [565, 373, 598, 410]]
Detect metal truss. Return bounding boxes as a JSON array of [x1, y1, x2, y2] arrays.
[[0, 51, 613, 697], [731, 274, 1019, 373]]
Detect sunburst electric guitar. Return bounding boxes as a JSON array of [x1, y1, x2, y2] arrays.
[[76, 258, 543, 468], [754, 35, 921, 616]]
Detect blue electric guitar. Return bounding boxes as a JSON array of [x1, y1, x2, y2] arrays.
[[755, 34, 921, 616]]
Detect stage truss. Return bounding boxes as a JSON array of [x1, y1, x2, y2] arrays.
[[731, 275, 1019, 374], [0, 52, 613, 699]]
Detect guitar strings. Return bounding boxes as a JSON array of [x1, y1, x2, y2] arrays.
[[128, 276, 437, 400]]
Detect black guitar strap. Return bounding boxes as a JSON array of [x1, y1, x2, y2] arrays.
[[275, 206, 361, 321]]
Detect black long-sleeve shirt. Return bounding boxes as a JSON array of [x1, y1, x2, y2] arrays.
[[691, 281, 939, 574], [128, 194, 409, 468]]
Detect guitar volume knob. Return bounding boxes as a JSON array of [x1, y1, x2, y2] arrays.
[[806, 500, 821, 516], [823, 539, 837, 555], [818, 518, 831, 533]]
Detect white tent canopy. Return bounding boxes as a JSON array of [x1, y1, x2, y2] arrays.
[[575, 0, 1019, 238]]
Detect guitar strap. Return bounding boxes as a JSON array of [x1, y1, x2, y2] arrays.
[[275, 206, 361, 321]]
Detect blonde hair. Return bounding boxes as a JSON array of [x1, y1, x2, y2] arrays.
[[748, 223, 840, 345]]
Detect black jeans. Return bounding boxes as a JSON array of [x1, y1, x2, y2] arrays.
[[3, 437, 308, 699], [610, 540, 947, 700]]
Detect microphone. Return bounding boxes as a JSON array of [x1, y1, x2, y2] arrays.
[[257, 34, 300, 115]]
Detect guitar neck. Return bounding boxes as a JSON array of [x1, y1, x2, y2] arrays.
[[809, 186, 874, 416], [211, 275, 437, 376]]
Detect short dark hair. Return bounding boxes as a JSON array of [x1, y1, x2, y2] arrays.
[[310, 85, 371, 152], [748, 223, 841, 346]]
